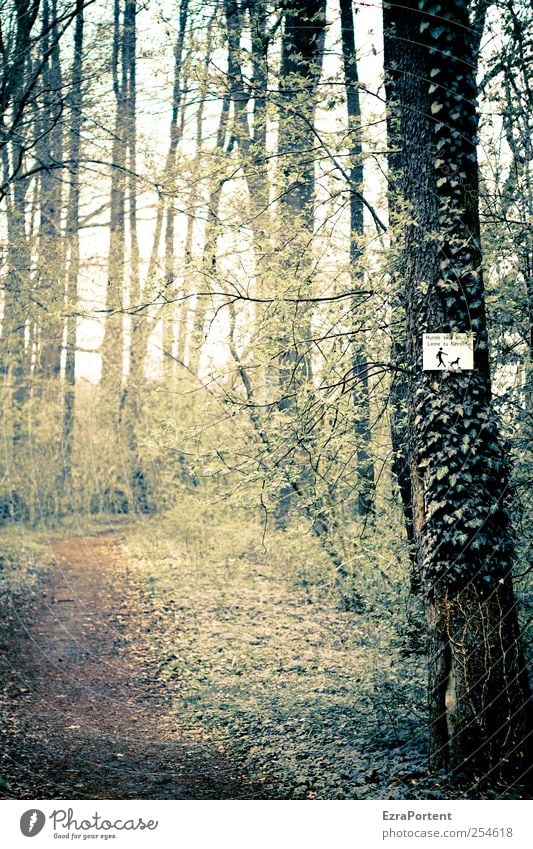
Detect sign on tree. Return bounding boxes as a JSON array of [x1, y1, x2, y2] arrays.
[[422, 333, 474, 371]]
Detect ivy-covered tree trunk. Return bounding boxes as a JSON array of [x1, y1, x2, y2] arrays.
[[383, 0, 532, 781]]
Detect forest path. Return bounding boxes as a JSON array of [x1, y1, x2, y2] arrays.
[[0, 534, 258, 799]]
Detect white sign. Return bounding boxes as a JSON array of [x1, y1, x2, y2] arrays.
[[423, 332, 474, 371]]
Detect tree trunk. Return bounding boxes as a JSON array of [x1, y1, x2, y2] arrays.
[[3, 160, 31, 448], [162, 0, 189, 381], [119, 0, 152, 513], [382, 4, 417, 586], [339, 0, 375, 520], [383, 0, 532, 782], [187, 92, 231, 377], [274, 0, 326, 527], [36, 0, 64, 382], [100, 0, 127, 403], [176, 25, 213, 367], [62, 4, 84, 501], [1, 11, 34, 451]]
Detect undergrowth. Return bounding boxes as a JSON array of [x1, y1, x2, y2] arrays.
[[0, 528, 55, 601]]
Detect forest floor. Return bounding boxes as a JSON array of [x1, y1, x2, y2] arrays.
[[0, 515, 530, 800], [0, 532, 264, 799]]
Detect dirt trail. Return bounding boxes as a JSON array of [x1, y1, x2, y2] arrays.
[[0, 534, 258, 799]]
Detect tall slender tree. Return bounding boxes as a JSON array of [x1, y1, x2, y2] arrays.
[[62, 2, 84, 499], [162, 0, 189, 378], [36, 0, 64, 382], [1, 1, 39, 472], [119, 0, 153, 513], [274, 0, 326, 526], [339, 0, 375, 519], [100, 0, 128, 402]]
